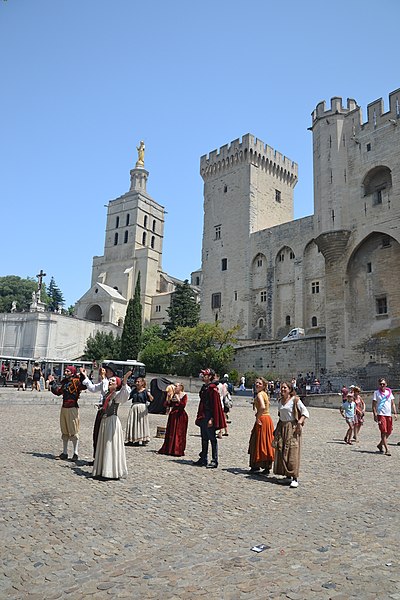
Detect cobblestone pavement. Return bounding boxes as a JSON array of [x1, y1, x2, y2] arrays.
[[1, 389, 400, 599]]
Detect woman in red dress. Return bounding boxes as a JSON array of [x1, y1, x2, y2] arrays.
[[158, 382, 189, 456], [248, 377, 275, 475]]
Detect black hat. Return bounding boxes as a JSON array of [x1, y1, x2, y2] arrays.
[[103, 362, 118, 376]]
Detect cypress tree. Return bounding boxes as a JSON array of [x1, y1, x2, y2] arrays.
[[120, 272, 142, 359], [164, 279, 200, 335]]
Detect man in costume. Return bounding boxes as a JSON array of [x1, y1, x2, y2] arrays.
[[79, 363, 119, 465], [193, 368, 227, 468], [48, 366, 86, 461]]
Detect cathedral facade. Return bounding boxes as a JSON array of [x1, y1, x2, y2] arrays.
[[197, 88, 400, 383]]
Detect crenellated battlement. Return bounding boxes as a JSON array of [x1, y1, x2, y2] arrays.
[[200, 133, 298, 185], [311, 97, 359, 123], [311, 88, 400, 134]]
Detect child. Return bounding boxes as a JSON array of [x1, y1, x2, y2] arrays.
[[340, 395, 356, 444]]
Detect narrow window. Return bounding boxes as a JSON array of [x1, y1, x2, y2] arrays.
[[275, 189, 281, 203], [374, 188, 384, 205], [211, 293, 221, 309], [366, 143, 371, 152], [152, 219, 156, 232], [115, 216, 120, 228], [151, 235, 155, 249], [234, 291, 238, 301], [142, 232, 147, 245], [258, 318, 264, 328], [114, 232, 118, 245], [126, 214, 130, 226], [312, 316, 318, 327], [214, 225, 221, 240], [195, 276, 200, 286], [144, 215, 148, 228], [367, 262, 372, 273], [289, 251, 295, 259], [124, 230, 128, 244], [257, 257, 263, 267], [224, 185, 228, 193], [311, 281, 320, 294], [260, 291, 267, 302], [376, 297, 387, 315], [221, 258, 227, 271], [285, 315, 291, 326]]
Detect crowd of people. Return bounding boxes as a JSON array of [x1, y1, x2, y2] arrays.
[[45, 364, 398, 486]]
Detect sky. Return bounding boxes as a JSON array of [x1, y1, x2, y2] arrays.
[[0, 0, 399, 307]]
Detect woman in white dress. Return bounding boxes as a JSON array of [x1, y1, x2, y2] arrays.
[[93, 370, 132, 480]]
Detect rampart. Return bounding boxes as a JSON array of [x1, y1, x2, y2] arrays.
[[200, 133, 298, 185]]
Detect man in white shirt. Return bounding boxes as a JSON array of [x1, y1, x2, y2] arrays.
[[372, 378, 397, 456]]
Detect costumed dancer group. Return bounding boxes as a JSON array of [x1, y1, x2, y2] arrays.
[[48, 364, 310, 486]]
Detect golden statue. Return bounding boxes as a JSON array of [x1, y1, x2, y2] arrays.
[[136, 140, 145, 167]]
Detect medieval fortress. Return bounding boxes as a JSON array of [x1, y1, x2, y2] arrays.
[[1, 88, 399, 385]]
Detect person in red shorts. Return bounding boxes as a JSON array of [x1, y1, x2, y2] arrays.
[[372, 378, 397, 456]]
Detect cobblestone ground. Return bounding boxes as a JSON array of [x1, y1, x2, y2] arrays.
[[1, 389, 400, 599]]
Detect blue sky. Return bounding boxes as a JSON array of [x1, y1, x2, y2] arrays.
[[1, 0, 398, 307]]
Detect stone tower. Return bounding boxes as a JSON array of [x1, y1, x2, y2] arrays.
[[311, 90, 400, 371], [89, 155, 165, 324], [199, 134, 298, 337]]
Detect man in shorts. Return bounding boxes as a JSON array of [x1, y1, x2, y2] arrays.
[[372, 377, 397, 456]]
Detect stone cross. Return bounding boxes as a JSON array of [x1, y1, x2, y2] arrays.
[[36, 269, 46, 291]]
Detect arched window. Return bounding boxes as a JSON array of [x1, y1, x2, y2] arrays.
[[142, 231, 147, 245], [124, 230, 128, 243], [126, 214, 130, 226], [114, 232, 118, 245], [312, 316, 318, 327], [151, 235, 155, 249], [362, 166, 392, 203], [152, 219, 156, 232], [286, 315, 291, 326], [115, 216, 119, 228], [144, 215, 148, 228], [258, 318, 264, 328]]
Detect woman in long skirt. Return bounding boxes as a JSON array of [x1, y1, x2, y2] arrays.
[[273, 381, 309, 488], [248, 377, 275, 475], [125, 377, 153, 446], [93, 370, 132, 480], [158, 382, 189, 456]]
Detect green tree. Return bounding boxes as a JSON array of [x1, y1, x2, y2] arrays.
[[120, 272, 142, 359], [0, 275, 50, 312], [139, 338, 174, 374], [83, 331, 121, 363], [169, 322, 239, 376], [163, 280, 200, 335], [47, 276, 65, 311], [141, 324, 164, 348]]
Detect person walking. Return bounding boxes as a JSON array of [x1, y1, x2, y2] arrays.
[[353, 386, 365, 442], [31, 362, 42, 391], [340, 394, 356, 445], [248, 377, 275, 475], [158, 382, 189, 457], [373, 378, 397, 456], [92, 370, 132, 480], [273, 381, 309, 488], [48, 366, 86, 461], [193, 369, 227, 469], [17, 362, 28, 391]]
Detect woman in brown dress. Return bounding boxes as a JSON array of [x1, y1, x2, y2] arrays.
[[248, 377, 275, 475]]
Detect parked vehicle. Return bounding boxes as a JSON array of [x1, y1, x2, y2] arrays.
[[281, 328, 305, 342]]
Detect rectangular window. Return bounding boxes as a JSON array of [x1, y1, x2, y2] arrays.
[[374, 188, 384, 205], [221, 258, 227, 271], [234, 291, 238, 301], [275, 189, 281, 203], [211, 293, 221, 309], [367, 262, 372, 273], [214, 225, 221, 240], [260, 291, 267, 302], [366, 143, 371, 151], [311, 281, 320, 294], [376, 297, 387, 315], [155, 305, 161, 313], [257, 258, 263, 267], [382, 235, 391, 248]]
